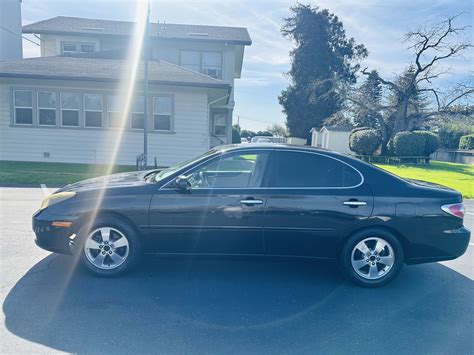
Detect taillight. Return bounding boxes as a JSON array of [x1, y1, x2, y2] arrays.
[[441, 203, 465, 219]]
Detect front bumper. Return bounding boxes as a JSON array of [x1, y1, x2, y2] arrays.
[[32, 208, 77, 255], [406, 226, 471, 264]]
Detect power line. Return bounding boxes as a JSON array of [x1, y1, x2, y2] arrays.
[[0, 25, 57, 56]]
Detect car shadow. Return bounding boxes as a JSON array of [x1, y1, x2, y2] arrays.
[[3, 254, 473, 354]]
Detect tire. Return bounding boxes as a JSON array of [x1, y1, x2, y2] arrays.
[[341, 228, 404, 287], [77, 216, 142, 277]]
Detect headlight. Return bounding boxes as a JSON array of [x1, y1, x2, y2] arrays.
[[40, 191, 76, 210]]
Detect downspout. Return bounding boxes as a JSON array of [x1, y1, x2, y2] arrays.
[[207, 93, 230, 148]]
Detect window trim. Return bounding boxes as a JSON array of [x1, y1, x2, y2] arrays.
[[179, 50, 223, 79], [152, 94, 174, 132], [37, 91, 57, 127], [269, 149, 364, 190], [13, 90, 34, 126], [60, 92, 80, 128], [83, 93, 104, 129]]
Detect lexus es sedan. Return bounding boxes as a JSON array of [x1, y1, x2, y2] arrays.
[[33, 144, 470, 287]]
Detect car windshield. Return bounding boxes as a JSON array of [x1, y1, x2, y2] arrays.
[[151, 149, 218, 183]]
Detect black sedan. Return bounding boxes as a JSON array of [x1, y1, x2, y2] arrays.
[[33, 144, 470, 287]]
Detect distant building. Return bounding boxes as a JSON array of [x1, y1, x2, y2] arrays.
[[0, 14, 251, 166], [310, 125, 354, 154]]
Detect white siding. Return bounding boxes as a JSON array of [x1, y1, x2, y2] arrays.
[[327, 131, 351, 155], [0, 80, 210, 166]]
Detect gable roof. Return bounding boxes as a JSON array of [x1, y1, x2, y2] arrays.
[[311, 125, 354, 133], [0, 56, 231, 89], [23, 16, 252, 45]]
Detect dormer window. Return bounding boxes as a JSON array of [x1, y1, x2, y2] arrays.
[[61, 42, 96, 55], [180, 50, 222, 79]]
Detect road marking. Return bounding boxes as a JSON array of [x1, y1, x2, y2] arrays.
[[40, 184, 50, 196]]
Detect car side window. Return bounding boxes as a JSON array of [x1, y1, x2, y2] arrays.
[[272, 151, 361, 188], [187, 151, 270, 188]]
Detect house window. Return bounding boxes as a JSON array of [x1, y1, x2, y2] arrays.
[[13, 90, 33, 125], [107, 95, 124, 128], [180, 50, 222, 79], [213, 111, 227, 136], [61, 42, 96, 55], [130, 96, 145, 129], [84, 93, 103, 128], [153, 96, 172, 131], [180, 51, 200, 72], [61, 92, 80, 127], [202, 52, 222, 79], [37, 91, 56, 126]]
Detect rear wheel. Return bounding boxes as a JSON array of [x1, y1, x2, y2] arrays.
[[341, 229, 403, 287], [79, 216, 141, 276]]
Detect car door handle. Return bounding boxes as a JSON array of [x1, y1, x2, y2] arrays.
[[343, 200, 367, 207], [240, 199, 263, 205]]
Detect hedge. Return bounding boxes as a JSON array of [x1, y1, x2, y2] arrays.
[[413, 131, 440, 156], [438, 124, 474, 149], [459, 134, 474, 150], [349, 128, 382, 155], [392, 132, 425, 156]]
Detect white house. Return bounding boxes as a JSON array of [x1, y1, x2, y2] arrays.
[[0, 14, 251, 166], [310, 125, 353, 154]]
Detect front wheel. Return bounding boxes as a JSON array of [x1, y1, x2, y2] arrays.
[[341, 229, 404, 287], [79, 216, 142, 276]]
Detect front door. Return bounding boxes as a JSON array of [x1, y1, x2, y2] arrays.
[[146, 150, 271, 255], [263, 150, 373, 259]]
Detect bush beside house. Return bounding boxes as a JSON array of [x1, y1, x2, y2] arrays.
[[349, 128, 382, 155], [392, 132, 425, 156], [459, 134, 474, 150], [413, 131, 440, 156]]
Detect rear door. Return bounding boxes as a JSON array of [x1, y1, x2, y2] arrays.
[[147, 149, 271, 255], [263, 150, 373, 259]]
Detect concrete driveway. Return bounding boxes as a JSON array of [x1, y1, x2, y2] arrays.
[[1, 187, 473, 354]]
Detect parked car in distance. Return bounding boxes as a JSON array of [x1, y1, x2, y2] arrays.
[[240, 137, 249, 143], [250, 136, 287, 143], [33, 144, 471, 287]]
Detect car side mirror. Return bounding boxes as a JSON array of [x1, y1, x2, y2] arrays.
[[174, 175, 190, 191]]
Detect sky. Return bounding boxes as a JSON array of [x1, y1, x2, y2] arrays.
[[20, 0, 473, 132]]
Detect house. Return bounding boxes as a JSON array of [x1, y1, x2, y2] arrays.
[[0, 13, 251, 166], [310, 125, 353, 154]]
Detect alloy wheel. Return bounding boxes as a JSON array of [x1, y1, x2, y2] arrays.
[[351, 237, 395, 280], [84, 227, 130, 270]]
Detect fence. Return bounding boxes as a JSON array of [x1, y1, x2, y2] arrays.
[[430, 149, 474, 165]]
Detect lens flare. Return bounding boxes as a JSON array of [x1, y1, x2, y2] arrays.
[[47, 0, 151, 315]]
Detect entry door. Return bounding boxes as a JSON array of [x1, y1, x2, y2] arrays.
[[146, 150, 271, 255], [263, 150, 373, 259]]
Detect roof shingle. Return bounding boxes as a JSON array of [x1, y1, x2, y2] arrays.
[[0, 56, 230, 89], [23, 16, 252, 45]]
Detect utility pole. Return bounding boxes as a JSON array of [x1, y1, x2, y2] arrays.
[[142, 0, 150, 170]]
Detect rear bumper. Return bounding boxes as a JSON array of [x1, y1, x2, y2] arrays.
[[406, 226, 471, 265], [32, 208, 77, 255]]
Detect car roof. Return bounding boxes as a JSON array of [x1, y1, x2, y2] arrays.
[[216, 143, 333, 153]]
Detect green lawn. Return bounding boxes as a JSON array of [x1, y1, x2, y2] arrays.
[[376, 161, 474, 199], [1, 160, 472, 199], [0, 161, 136, 186]]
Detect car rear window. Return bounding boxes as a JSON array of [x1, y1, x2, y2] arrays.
[[272, 150, 362, 188]]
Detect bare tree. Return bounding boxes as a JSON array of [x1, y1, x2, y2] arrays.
[[338, 14, 473, 153]]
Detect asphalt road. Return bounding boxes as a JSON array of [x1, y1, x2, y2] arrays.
[[1, 187, 473, 354]]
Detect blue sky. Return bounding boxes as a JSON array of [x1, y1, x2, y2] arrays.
[[21, 0, 473, 132]]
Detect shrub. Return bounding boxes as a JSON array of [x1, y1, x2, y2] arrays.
[[413, 131, 440, 156], [438, 123, 474, 149], [459, 134, 474, 150], [392, 132, 425, 156], [349, 128, 382, 155]]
